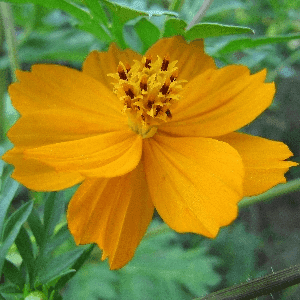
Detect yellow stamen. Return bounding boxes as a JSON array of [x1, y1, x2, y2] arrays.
[[170, 69, 178, 82], [125, 62, 131, 73], [109, 55, 186, 138], [140, 75, 148, 91], [117, 63, 127, 80], [160, 77, 171, 95], [145, 54, 152, 69]]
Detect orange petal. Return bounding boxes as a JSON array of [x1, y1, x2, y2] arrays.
[[143, 134, 244, 238], [217, 132, 298, 196], [67, 163, 154, 269], [82, 45, 142, 90], [11, 65, 123, 117], [2, 148, 83, 191], [145, 36, 216, 81], [7, 109, 128, 148], [160, 67, 275, 137], [24, 130, 142, 178]]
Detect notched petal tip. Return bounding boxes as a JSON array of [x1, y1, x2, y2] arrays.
[[3, 148, 84, 191], [23, 131, 142, 178], [218, 132, 298, 197], [67, 165, 154, 270], [162, 65, 276, 137], [143, 135, 244, 239], [82, 43, 141, 90], [145, 36, 216, 82]]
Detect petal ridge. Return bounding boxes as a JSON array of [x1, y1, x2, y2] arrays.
[[143, 135, 244, 237], [24, 130, 142, 178], [67, 164, 154, 269], [160, 67, 275, 137], [218, 132, 298, 196]]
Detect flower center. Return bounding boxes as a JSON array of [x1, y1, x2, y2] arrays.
[[109, 54, 185, 138]]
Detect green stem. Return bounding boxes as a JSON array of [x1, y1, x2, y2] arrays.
[[84, 0, 109, 26], [61, 0, 112, 43], [61, 0, 95, 24], [0, 13, 6, 142], [0, 2, 19, 82], [239, 178, 300, 208], [196, 264, 300, 300], [144, 223, 169, 239], [186, 0, 214, 31]]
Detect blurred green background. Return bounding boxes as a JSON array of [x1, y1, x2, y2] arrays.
[[1, 0, 300, 299]]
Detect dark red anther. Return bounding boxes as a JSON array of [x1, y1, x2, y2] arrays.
[[170, 69, 178, 82], [160, 78, 170, 95], [125, 99, 131, 108], [155, 106, 162, 117], [165, 109, 172, 118], [161, 55, 170, 71], [147, 100, 154, 109], [145, 54, 152, 69], [140, 76, 148, 91], [125, 62, 131, 73], [118, 64, 127, 80], [125, 88, 135, 99]]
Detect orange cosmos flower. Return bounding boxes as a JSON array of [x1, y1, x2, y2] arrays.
[[2, 36, 297, 269]]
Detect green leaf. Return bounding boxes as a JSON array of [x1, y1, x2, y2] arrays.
[[209, 223, 262, 286], [216, 33, 300, 54], [0, 284, 23, 299], [100, 0, 147, 48], [0, 284, 20, 293], [134, 18, 160, 53], [1, 0, 91, 23], [27, 207, 44, 248], [0, 201, 33, 274], [105, 0, 177, 19], [126, 248, 220, 298], [15, 227, 35, 278], [101, 0, 177, 25], [84, 0, 109, 26], [1, 0, 112, 43], [0, 293, 23, 300], [43, 192, 64, 239], [101, 0, 148, 25], [77, 22, 112, 43], [0, 160, 4, 178], [54, 244, 95, 291], [0, 174, 19, 236], [36, 247, 89, 284], [163, 18, 186, 38], [43, 225, 71, 256], [45, 269, 76, 288], [125, 222, 220, 298], [62, 261, 119, 300], [0, 29, 100, 69], [2, 259, 25, 289], [185, 23, 254, 40], [64, 222, 218, 299], [99, 0, 176, 48]]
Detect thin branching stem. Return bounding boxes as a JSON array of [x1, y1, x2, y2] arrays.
[[197, 264, 300, 299], [0, 2, 19, 82], [144, 178, 300, 239], [186, 0, 214, 31], [239, 178, 300, 208]]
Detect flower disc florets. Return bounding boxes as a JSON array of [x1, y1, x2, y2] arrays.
[[109, 54, 186, 138]]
